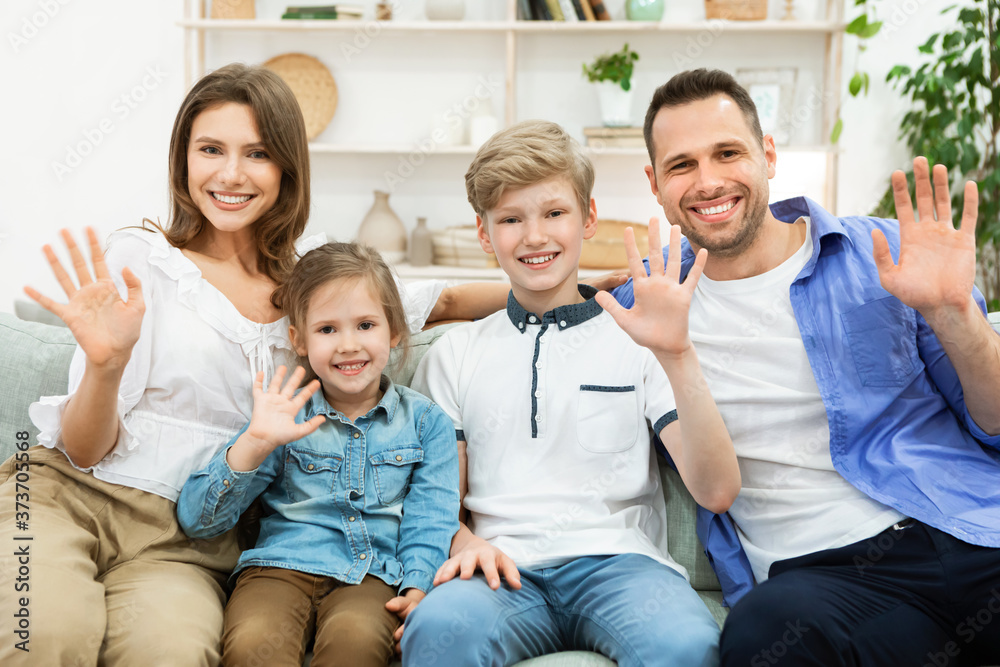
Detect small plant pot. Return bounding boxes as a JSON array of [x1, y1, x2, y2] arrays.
[[626, 0, 665, 21], [596, 81, 634, 128]]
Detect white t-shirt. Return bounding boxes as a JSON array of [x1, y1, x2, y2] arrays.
[[30, 228, 444, 501], [688, 217, 905, 581], [412, 289, 685, 576]]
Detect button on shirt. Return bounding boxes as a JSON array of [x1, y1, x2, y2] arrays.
[[176, 380, 460, 593], [611, 196, 1000, 606], [413, 286, 683, 575]]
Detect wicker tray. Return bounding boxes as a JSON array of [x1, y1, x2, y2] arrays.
[[704, 0, 767, 20], [262, 53, 338, 140], [580, 219, 650, 270], [211, 0, 255, 19]]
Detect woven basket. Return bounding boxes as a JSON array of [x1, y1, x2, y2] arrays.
[[262, 53, 338, 140], [211, 0, 255, 19], [580, 220, 650, 270], [704, 0, 767, 20]]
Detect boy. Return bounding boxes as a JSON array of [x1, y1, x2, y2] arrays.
[[403, 120, 739, 667]]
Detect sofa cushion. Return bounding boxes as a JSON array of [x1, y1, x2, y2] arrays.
[[0, 313, 76, 461]]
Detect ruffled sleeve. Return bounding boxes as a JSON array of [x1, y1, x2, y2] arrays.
[[29, 229, 163, 469], [397, 278, 446, 335]]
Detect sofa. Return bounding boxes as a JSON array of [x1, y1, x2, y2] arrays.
[[3, 310, 999, 666]]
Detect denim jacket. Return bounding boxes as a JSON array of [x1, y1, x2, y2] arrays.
[[613, 197, 1000, 607], [177, 378, 460, 593]]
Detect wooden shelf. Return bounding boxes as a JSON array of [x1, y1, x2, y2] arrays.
[[177, 19, 846, 35]]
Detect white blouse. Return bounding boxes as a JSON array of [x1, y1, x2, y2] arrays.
[[30, 228, 444, 502]]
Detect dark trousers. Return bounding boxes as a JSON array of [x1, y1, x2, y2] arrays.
[[719, 521, 1000, 667]]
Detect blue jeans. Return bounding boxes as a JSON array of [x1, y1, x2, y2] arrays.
[[401, 553, 720, 667]]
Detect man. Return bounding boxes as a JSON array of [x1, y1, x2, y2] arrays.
[[608, 68, 1000, 666]]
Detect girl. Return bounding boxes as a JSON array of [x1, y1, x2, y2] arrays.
[[177, 242, 459, 667], [1, 63, 489, 666]]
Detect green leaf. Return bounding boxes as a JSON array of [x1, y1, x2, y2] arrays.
[[849, 72, 864, 96], [830, 118, 843, 144], [846, 14, 868, 34], [886, 64, 911, 81], [859, 21, 883, 39], [918, 33, 940, 54]]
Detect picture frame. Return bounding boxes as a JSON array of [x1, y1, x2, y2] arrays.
[[736, 68, 798, 146]]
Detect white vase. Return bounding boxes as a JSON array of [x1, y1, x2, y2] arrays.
[[596, 81, 634, 128], [426, 0, 465, 20], [356, 191, 407, 264]]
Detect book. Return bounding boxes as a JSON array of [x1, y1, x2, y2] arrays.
[[518, 0, 534, 19], [544, 0, 565, 20], [282, 11, 361, 19], [285, 4, 362, 12], [570, 0, 588, 19], [579, 0, 597, 20], [557, 0, 581, 21], [583, 126, 645, 148], [531, 0, 553, 19], [588, 0, 611, 20]]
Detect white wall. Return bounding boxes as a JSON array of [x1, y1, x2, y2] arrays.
[[0, 0, 954, 314]]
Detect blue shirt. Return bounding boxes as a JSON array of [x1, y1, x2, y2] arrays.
[[612, 197, 1000, 606], [177, 379, 460, 594]]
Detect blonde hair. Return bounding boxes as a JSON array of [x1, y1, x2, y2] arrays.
[[465, 120, 594, 220], [154, 62, 311, 285], [271, 242, 410, 376]]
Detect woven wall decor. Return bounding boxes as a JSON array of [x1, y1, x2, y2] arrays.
[[263, 53, 338, 140]]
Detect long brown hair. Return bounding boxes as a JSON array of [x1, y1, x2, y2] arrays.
[[158, 62, 311, 284]]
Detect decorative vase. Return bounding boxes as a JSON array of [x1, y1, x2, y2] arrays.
[[410, 217, 434, 267], [426, 0, 465, 20], [626, 0, 665, 21], [356, 191, 407, 264], [596, 81, 634, 128]]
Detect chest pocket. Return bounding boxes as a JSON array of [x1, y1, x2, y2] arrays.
[[369, 447, 424, 505], [577, 385, 640, 453], [840, 297, 918, 387], [284, 449, 342, 503]]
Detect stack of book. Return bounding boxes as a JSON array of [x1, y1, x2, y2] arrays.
[[518, 0, 611, 20], [583, 126, 644, 148], [281, 4, 363, 20]]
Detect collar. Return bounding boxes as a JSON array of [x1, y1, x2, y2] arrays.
[[303, 375, 400, 423], [506, 285, 603, 333]]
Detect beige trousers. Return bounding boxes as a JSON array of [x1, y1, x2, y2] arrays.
[[0, 446, 239, 666], [222, 567, 399, 667]]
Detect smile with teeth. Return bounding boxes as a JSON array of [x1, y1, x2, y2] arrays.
[[520, 253, 557, 265], [694, 200, 737, 216], [212, 192, 254, 204], [336, 362, 368, 371]]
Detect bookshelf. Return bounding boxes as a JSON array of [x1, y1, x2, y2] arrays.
[[179, 0, 845, 271]]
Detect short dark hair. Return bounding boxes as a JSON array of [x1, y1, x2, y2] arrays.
[[643, 69, 763, 169]]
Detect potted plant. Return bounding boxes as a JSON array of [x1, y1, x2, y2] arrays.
[[582, 44, 640, 127], [872, 0, 998, 309]]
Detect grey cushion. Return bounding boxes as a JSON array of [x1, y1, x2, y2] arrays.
[[0, 313, 76, 461]]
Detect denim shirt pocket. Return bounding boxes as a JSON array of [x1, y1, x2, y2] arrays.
[[577, 384, 640, 453], [369, 447, 424, 505], [840, 297, 918, 387], [283, 448, 343, 503]]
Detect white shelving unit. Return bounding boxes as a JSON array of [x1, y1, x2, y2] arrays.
[[179, 0, 845, 272]]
